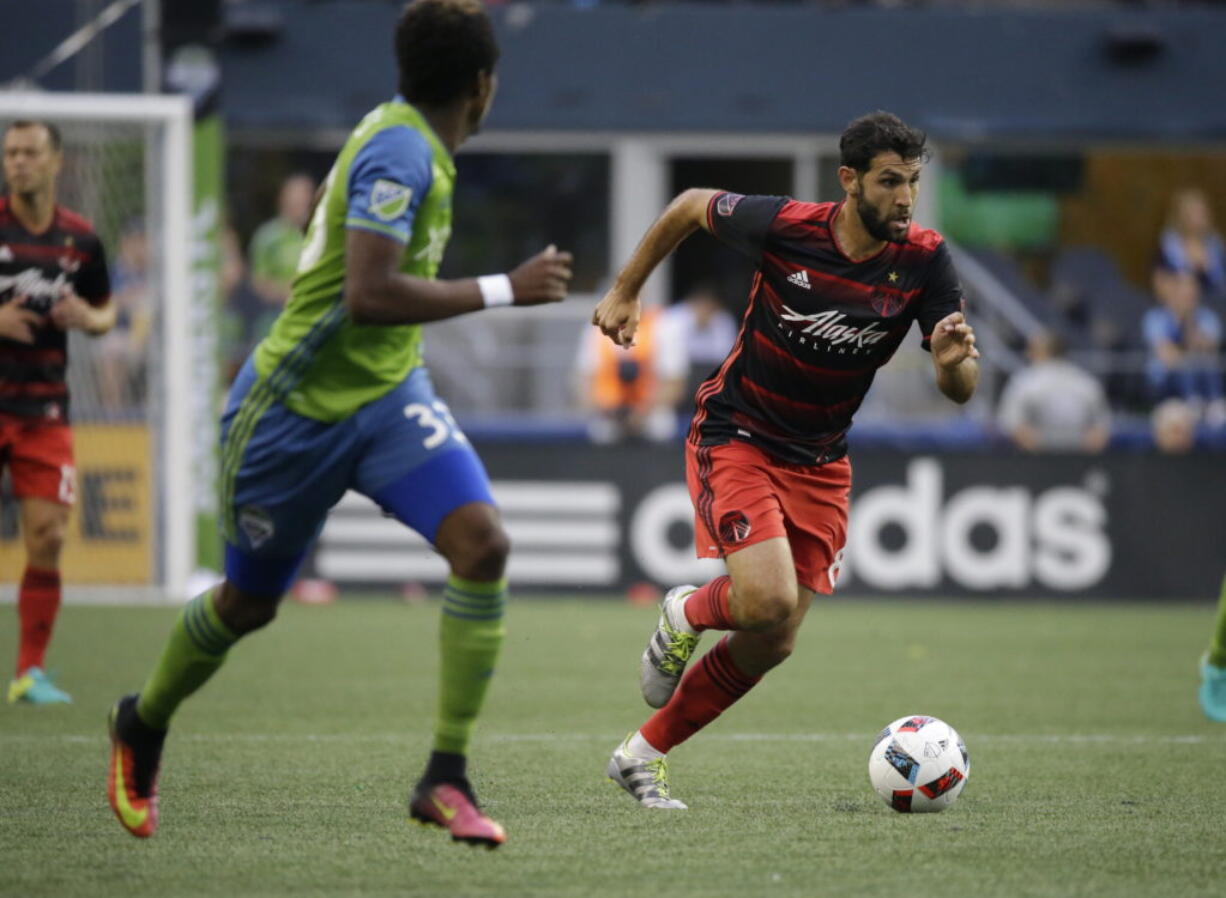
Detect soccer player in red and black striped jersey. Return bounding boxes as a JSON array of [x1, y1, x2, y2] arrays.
[[595, 112, 980, 808], [1, 120, 115, 705]]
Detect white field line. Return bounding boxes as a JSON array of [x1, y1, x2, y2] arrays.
[[1, 732, 1222, 746]]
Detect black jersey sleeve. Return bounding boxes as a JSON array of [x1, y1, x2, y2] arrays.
[[704, 192, 788, 263], [75, 233, 111, 306], [915, 240, 964, 349]]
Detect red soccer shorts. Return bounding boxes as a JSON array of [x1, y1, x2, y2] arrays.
[[686, 439, 850, 594], [0, 414, 76, 505]]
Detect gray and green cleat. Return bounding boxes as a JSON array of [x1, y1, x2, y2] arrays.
[[639, 585, 700, 708], [607, 737, 687, 809]]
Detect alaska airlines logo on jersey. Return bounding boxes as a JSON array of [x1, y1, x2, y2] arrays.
[[369, 179, 413, 222], [0, 268, 68, 311], [779, 305, 891, 352], [716, 193, 744, 217]]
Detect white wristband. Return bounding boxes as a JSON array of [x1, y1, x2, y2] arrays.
[[478, 274, 514, 308]]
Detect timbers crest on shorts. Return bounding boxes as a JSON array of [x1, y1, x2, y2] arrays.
[[718, 510, 752, 544]]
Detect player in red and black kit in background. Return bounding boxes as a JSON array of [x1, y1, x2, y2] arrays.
[[594, 111, 980, 808], [0, 120, 115, 705]]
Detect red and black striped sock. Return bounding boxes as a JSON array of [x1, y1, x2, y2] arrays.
[[16, 566, 61, 675], [682, 575, 737, 632], [640, 636, 761, 753]]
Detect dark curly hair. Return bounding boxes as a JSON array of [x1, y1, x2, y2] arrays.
[[839, 111, 927, 173], [395, 0, 499, 107]]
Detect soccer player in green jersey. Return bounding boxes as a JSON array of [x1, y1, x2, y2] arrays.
[[1199, 573, 1226, 722], [107, 0, 572, 847]]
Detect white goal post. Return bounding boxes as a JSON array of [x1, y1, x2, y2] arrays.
[[0, 91, 194, 602]]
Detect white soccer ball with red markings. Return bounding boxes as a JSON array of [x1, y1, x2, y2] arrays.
[[868, 715, 969, 813]]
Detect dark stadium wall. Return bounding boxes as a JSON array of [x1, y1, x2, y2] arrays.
[[0, 0, 142, 92], [208, 4, 1226, 141], [7, 6, 1226, 142]]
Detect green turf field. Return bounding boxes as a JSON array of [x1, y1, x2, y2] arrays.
[[2, 597, 1224, 897]]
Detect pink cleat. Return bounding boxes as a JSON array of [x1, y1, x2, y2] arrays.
[[409, 782, 506, 848]]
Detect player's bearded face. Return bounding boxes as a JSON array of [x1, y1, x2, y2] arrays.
[[854, 155, 921, 244], [855, 184, 904, 244]]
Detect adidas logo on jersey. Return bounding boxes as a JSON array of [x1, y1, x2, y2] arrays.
[[0, 245, 12, 263], [786, 269, 811, 290]]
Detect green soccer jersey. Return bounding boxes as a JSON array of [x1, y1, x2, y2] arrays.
[[253, 99, 455, 422]]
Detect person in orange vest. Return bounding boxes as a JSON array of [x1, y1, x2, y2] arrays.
[[575, 303, 686, 443]]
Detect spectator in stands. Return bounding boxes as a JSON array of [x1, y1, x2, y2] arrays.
[[246, 172, 314, 335], [663, 282, 737, 416], [219, 222, 268, 385], [1151, 397, 1197, 454], [574, 303, 686, 444], [96, 218, 151, 412], [997, 330, 1110, 453], [1157, 188, 1225, 300], [1144, 268, 1225, 425]]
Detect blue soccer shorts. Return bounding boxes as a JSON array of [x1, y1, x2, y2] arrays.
[[218, 359, 494, 597]]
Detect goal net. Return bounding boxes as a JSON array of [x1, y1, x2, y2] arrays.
[[0, 92, 194, 602]]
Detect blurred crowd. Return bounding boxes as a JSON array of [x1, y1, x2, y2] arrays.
[[80, 173, 317, 417], [991, 187, 1224, 454], [97, 172, 1223, 455], [91, 218, 152, 413], [220, 173, 316, 382], [574, 283, 737, 445], [573, 186, 1226, 455]]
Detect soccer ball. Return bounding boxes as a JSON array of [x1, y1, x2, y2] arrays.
[[868, 715, 969, 813]]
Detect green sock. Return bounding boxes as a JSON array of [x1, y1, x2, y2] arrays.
[[136, 588, 238, 729], [433, 575, 507, 755], [1209, 574, 1226, 669]]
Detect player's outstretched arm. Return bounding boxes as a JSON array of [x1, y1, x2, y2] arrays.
[[593, 188, 719, 347], [930, 311, 980, 404], [344, 229, 572, 326]]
